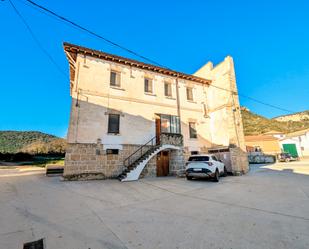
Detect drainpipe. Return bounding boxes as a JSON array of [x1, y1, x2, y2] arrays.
[[175, 74, 181, 133]]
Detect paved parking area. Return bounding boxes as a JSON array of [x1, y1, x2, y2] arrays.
[[1, 161, 309, 249]]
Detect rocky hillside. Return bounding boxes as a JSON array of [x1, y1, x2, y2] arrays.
[[241, 108, 309, 135], [0, 131, 66, 154], [273, 111, 309, 122]]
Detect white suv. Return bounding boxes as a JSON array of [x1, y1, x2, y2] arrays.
[[185, 154, 227, 182]]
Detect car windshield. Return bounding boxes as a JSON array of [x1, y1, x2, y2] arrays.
[[188, 156, 210, 161]]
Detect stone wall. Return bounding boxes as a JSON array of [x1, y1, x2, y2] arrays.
[[64, 141, 248, 179], [248, 152, 276, 164], [140, 156, 157, 178], [229, 147, 249, 175], [64, 143, 157, 180], [169, 149, 186, 175], [65, 142, 186, 180]]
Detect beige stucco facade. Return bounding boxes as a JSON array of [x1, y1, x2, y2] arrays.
[[63, 43, 248, 180]]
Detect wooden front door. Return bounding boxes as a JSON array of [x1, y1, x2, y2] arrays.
[[157, 151, 169, 176], [155, 118, 161, 145]]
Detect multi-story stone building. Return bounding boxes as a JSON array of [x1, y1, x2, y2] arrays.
[[63, 42, 248, 181]]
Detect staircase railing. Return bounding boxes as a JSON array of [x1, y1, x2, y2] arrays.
[[123, 136, 157, 169], [122, 133, 183, 171]]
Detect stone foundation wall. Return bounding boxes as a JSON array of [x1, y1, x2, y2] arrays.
[[64, 143, 158, 180], [64, 143, 248, 180], [169, 149, 185, 175], [140, 156, 157, 178]]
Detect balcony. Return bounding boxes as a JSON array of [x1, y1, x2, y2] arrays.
[[160, 133, 183, 147]]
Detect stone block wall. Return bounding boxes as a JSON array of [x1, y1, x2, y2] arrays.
[[229, 147, 249, 175], [64, 143, 158, 180], [64, 143, 250, 179], [140, 157, 156, 178], [169, 149, 186, 175]]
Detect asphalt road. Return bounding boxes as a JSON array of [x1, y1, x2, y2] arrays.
[[0, 160, 309, 249]]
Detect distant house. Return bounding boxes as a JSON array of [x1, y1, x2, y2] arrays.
[[262, 130, 285, 139], [62, 42, 248, 181], [279, 128, 309, 157], [245, 135, 281, 155]]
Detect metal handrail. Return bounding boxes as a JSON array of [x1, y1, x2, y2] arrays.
[[123, 136, 157, 168], [123, 133, 183, 170]]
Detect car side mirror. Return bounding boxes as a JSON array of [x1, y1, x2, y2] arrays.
[[218, 159, 222, 163]]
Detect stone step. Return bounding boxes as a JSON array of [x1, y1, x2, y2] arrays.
[[46, 164, 64, 176]]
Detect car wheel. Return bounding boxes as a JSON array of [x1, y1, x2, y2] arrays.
[[285, 158, 290, 162], [213, 169, 219, 182], [186, 176, 193, 180], [222, 166, 228, 177]]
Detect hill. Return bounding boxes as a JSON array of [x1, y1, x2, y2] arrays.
[[0, 131, 66, 154], [241, 108, 309, 135], [273, 110, 309, 122]]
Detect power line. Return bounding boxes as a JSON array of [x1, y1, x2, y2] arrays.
[[23, 0, 168, 69], [8, 0, 67, 77], [238, 94, 296, 113], [11, 0, 296, 114], [15, 0, 90, 34], [208, 83, 296, 113]]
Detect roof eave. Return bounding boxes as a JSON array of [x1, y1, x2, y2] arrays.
[[63, 42, 212, 85]]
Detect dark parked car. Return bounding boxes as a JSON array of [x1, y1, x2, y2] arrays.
[[277, 153, 299, 162]]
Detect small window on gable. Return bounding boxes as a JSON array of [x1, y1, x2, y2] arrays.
[[110, 71, 121, 87], [144, 78, 153, 93], [108, 114, 120, 134], [164, 82, 172, 97], [189, 122, 197, 138], [186, 87, 193, 101]]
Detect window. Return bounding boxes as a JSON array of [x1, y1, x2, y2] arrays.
[[191, 151, 199, 155], [189, 122, 197, 138], [110, 71, 120, 87], [170, 116, 180, 133], [186, 87, 193, 101], [160, 114, 180, 134], [106, 149, 119, 155], [108, 114, 120, 134], [164, 82, 172, 97], [161, 115, 170, 133], [188, 156, 209, 161], [211, 156, 218, 161], [144, 78, 153, 93]]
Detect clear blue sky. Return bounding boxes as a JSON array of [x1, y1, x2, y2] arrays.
[[1, 0, 309, 137]]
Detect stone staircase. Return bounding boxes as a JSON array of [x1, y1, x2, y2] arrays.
[[118, 133, 183, 182], [118, 145, 160, 181]]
